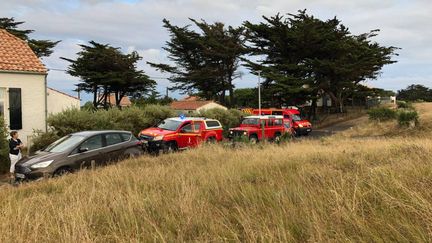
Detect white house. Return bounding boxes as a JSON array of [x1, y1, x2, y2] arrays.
[[0, 29, 80, 144], [170, 96, 227, 114]]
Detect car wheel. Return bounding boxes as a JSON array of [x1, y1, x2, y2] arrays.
[[249, 135, 258, 144], [163, 142, 177, 153], [274, 133, 281, 144], [206, 137, 216, 144], [53, 167, 73, 177]]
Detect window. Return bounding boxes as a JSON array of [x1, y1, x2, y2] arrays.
[[9, 88, 22, 130], [45, 135, 86, 153], [284, 121, 291, 129], [180, 123, 193, 133], [193, 122, 202, 132], [158, 119, 182, 131], [80, 135, 103, 151], [268, 119, 274, 126], [105, 133, 123, 146], [241, 118, 259, 125], [0, 88, 5, 117], [274, 119, 283, 126], [120, 133, 132, 142], [205, 120, 220, 128]]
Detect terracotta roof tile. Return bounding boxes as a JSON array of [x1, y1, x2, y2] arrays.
[[170, 100, 213, 110], [0, 29, 47, 74]]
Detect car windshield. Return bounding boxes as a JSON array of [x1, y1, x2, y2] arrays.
[[158, 119, 183, 131], [44, 135, 86, 153], [242, 118, 260, 125], [292, 114, 302, 121]]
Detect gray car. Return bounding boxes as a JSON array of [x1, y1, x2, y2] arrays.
[[15, 130, 143, 180]]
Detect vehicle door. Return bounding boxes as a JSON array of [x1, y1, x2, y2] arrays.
[[274, 118, 285, 134], [177, 121, 193, 148], [266, 119, 276, 138], [192, 121, 203, 147], [102, 133, 125, 164], [69, 134, 104, 170]]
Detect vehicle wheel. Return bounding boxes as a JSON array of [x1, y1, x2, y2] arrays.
[[53, 167, 73, 177], [274, 133, 281, 144], [163, 142, 177, 153], [206, 137, 216, 144], [249, 135, 258, 144]]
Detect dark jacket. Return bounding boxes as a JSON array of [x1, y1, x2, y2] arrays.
[[9, 138, 22, 155]]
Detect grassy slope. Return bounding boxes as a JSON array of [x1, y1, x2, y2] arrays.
[[1, 104, 432, 242]]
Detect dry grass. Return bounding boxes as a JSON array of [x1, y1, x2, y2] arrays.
[[1, 104, 432, 242]]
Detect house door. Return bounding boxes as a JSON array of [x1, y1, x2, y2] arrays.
[[0, 88, 5, 118]]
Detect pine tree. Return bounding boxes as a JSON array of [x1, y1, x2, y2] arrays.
[[149, 19, 246, 107]]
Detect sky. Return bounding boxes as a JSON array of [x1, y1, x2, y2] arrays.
[[1, 0, 431, 102]]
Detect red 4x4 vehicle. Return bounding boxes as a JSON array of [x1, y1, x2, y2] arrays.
[[228, 115, 286, 143], [252, 108, 312, 136], [138, 117, 223, 153]]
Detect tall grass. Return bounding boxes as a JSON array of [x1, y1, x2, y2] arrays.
[[1, 103, 432, 242], [1, 137, 432, 242]]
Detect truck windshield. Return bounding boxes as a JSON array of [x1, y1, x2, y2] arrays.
[[158, 119, 182, 131], [44, 135, 86, 153], [292, 114, 302, 121], [242, 118, 260, 125]]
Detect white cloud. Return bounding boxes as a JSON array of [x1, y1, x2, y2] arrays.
[[1, 0, 431, 98]]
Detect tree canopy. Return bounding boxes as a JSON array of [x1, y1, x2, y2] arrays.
[[62, 41, 156, 109], [244, 10, 399, 117], [0, 17, 60, 58], [397, 84, 432, 102], [149, 19, 247, 107]]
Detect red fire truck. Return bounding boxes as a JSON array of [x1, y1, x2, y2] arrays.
[[138, 117, 224, 153], [250, 108, 312, 136], [228, 115, 286, 143]]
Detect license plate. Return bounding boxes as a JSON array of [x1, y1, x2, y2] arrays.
[[307, 129, 311, 132], [15, 173, 25, 179], [142, 140, 148, 144]]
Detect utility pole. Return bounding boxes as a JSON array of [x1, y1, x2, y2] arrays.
[[166, 87, 169, 98], [257, 70, 262, 116]]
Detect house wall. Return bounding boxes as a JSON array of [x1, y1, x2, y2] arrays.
[[197, 102, 228, 112], [47, 89, 80, 115], [0, 72, 46, 144]]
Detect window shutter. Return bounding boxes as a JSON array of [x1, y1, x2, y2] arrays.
[[9, 88, 22, 130]]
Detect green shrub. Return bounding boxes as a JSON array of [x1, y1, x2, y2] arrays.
[[47, 105, 175, 137], [397, 109, 419, 127], [397, 101, 413, 109], [367, 107, 397, 121], [197, 108, 246, 135], [0, 116, 9, 174], [29, 130, 61, 155]]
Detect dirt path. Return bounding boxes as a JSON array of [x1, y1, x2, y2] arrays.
[[310, 116, 368, 138]]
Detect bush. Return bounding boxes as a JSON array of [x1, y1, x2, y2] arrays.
[[29, 130, 61, 155], [397, 101, 413, 109], [397, 109, 419, 127], [47, 105, 175, 137], [0, 116, 9, 174], [197, 108, 246, 134], [367, 107, 397, 121]]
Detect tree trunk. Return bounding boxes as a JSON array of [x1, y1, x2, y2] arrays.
[[308, 98, 317, 121], [93, 86, 98, 108]]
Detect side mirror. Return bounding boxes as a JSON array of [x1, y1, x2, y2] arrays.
[[78, 147, 89, 153]]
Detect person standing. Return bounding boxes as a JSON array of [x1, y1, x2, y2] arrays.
[[9, 131, 23, 178]]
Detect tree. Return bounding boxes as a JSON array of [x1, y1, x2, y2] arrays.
[[397, 84, 432, 102], [0, 116, 9, 174], [62, 41, 156, 109], [244, 10, 398, 118], [149, 19, 246, 107], [0, 17, 60, 58], [233, 88, 258, 108]]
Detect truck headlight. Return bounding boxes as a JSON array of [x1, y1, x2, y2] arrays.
[[243, 131, 248, 135], [229, 130, 233, 134], [298, 124, 303, 128], [31, 160, 54, 169], [153, 135, 164, 141]]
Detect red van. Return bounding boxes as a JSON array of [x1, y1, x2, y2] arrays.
[[252, 108, 312, 136]]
